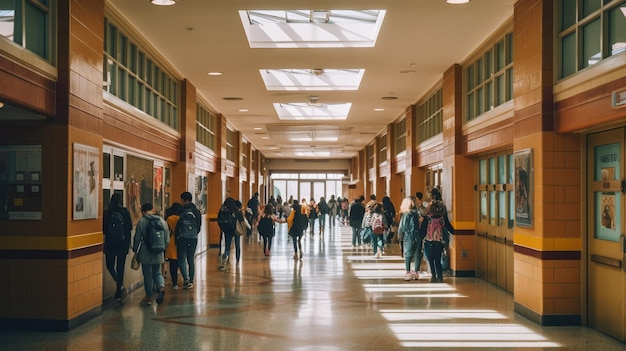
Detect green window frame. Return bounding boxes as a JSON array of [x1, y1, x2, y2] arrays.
[[416, 88, 443, 143], [226, 128, 237, 162], [394, 118, 406, 154], [104, 18, 179, 129], [466, 32, 513, 121], [557, 0, 626, 80], [196, 103, 217, 152], [0, 0, 55, 63], [377, 134, 387, 163]]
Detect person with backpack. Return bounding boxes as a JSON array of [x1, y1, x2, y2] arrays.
[[317, 196, 329, 235], [382, 196, 396, 244], [348, 196, 365, 247], [258, 203, 283, 256], [370, 203, 386, 258], [176, 191, 202, 289], [287, 202, 307, 260], [103, 193, 133, 302], [164, 202, 182, 289], [307, 198, 318, 235], [424, 188, 455, 283], [217, 197, 242, 270], [398, 196, 428, 281], [132, 203, 169, 305]]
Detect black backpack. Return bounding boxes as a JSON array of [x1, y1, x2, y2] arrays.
[[106, 211, 125, 244], [177, 208, 199, 240], [144, 216, 166, 253], [217, 206, 236, 232], [258, 216, 274, 237]]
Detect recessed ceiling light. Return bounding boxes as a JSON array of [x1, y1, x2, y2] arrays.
[[208, 72, 223, 76], [381, 96, 398, 100], [0, 102, 4, 109], [374, 108, 384, 112], [223, 97, 243, 101], [446, 0, 470, 4], [253, 127, 263, 131], [150, 0, 176, 5], [238, 109, 249, 112], [261, 136, 270, 139], [400, 70, 416, 74]]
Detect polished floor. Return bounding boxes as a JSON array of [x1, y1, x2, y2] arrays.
[[2, 222, 626, 351]]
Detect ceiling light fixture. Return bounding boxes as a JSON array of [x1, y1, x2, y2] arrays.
[[208, 72, 223, 76], [150, 0, 176, 5], [446, 0, 470, 4], [0, 102, 4, 109]]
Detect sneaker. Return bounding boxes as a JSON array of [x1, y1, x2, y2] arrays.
[[404, 272, 413, 281], [411, 271, 418, 280], [183, 281, 193, 289], [293, 253, 298, 260], [142, 297, 152, 305], [173, 285, 179, 290], [156, 289, 165, 304]]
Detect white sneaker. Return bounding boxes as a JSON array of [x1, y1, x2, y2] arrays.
[[404, 272, 413, 281]]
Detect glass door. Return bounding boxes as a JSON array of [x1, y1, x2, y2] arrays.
[[587, 128, 626, 341]]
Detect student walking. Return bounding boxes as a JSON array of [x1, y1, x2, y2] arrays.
[[103, 193, 133, 301], [132, 203, 169, 305], [164, 202, 182, 289], [424, 188, 455, 283], [288, 202, 307, 259], [176, 191, 202, 289], [258, 204, 283, 256]]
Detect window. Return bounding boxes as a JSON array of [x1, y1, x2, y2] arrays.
[[366, 144, 374, 170], [241, 141, 249, 168], [377, 134, 387, 163], [196, 103, 217, 151], [416, 88, 443, 143], [557, 0, 626, 79], [226, 128, 237, 162], [104, 18, 179, 129], [394, 118, 406, 154], [0, 0, 55, 62], [466, 33, 513, 120]]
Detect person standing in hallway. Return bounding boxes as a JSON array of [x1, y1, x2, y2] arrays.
[[247, 192, 260, 237], [176, 191, 202, 289], [103, 193, 133, 301], [164, 202, 182, 289], [317, 196, 329, 235], [424, 188, 454, 283], [382, 196, 396, 244], [308, 198, 318, 235], [349, 196, 365, 247], [327, 195, 338, 230], [370, 203, 386, 258], [399, 197, 427, 281], [133, 203, 169, 305]]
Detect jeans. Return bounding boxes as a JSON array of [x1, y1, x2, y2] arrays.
[[403, 236, 424, 272], [351, 226, 362, 246], [372, 233, 384, 255], [141, 263, 164, 297], [308, 218, 317, 233], [168, 259, 180, 287], [318, 214, 326, 231], [329, 214, 336, 228], [223, 231, 241, 262], [177, 238, 198, 283], [262, 235, 273, 253], [105, 253, 127, 292], [426, 240, 445, 281]]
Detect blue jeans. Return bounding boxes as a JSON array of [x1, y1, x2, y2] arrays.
[[223, 231, 241, 262], [351, 226, 362, 246], [141, 263, 164, 297], [372, 234, 384, 255], [404, 236, 424, 272], [177, 238, 198, 283], [318, 214, 326, 231]]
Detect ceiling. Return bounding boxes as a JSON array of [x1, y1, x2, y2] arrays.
[[106, 0, 515, 160]]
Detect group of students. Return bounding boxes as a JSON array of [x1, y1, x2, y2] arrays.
[[397, 188, 454, 283], [102, 191, 202, 306], [347, 195, 397, 257]]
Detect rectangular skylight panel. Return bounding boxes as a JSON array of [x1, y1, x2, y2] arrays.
[[261, 69, 364, 91], [273, 102, 351, 120]]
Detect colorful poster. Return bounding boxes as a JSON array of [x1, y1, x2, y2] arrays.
[[73, 143, 99, 220], [126, 155, 153, 225], [514, 149, 532, 228], [594, 142, 621, 241]]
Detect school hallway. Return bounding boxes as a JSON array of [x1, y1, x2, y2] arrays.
[[1, 223, 625, 351]]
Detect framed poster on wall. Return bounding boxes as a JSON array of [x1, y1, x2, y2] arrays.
[[73, 143, 99, 220], [514, 148, 532, 228]]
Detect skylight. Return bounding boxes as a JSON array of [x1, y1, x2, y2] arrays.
[[261, 69, 364, 91], [274, 102, 351, 120], [239, 10, 386, 48]]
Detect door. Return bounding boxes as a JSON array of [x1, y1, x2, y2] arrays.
[[587, 128, 626, 341]]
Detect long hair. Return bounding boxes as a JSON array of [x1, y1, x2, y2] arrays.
[[399, 197, 414, 213]]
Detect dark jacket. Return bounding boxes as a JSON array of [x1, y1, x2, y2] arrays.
[[103, 205, 132, 255], [349, 201, 365, 228]]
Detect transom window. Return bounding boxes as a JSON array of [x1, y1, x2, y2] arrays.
[[557, 0, 626, 79], [196, 103, 216, 152], [416, 88, 443, 143], [0, 0, 55, 62]]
